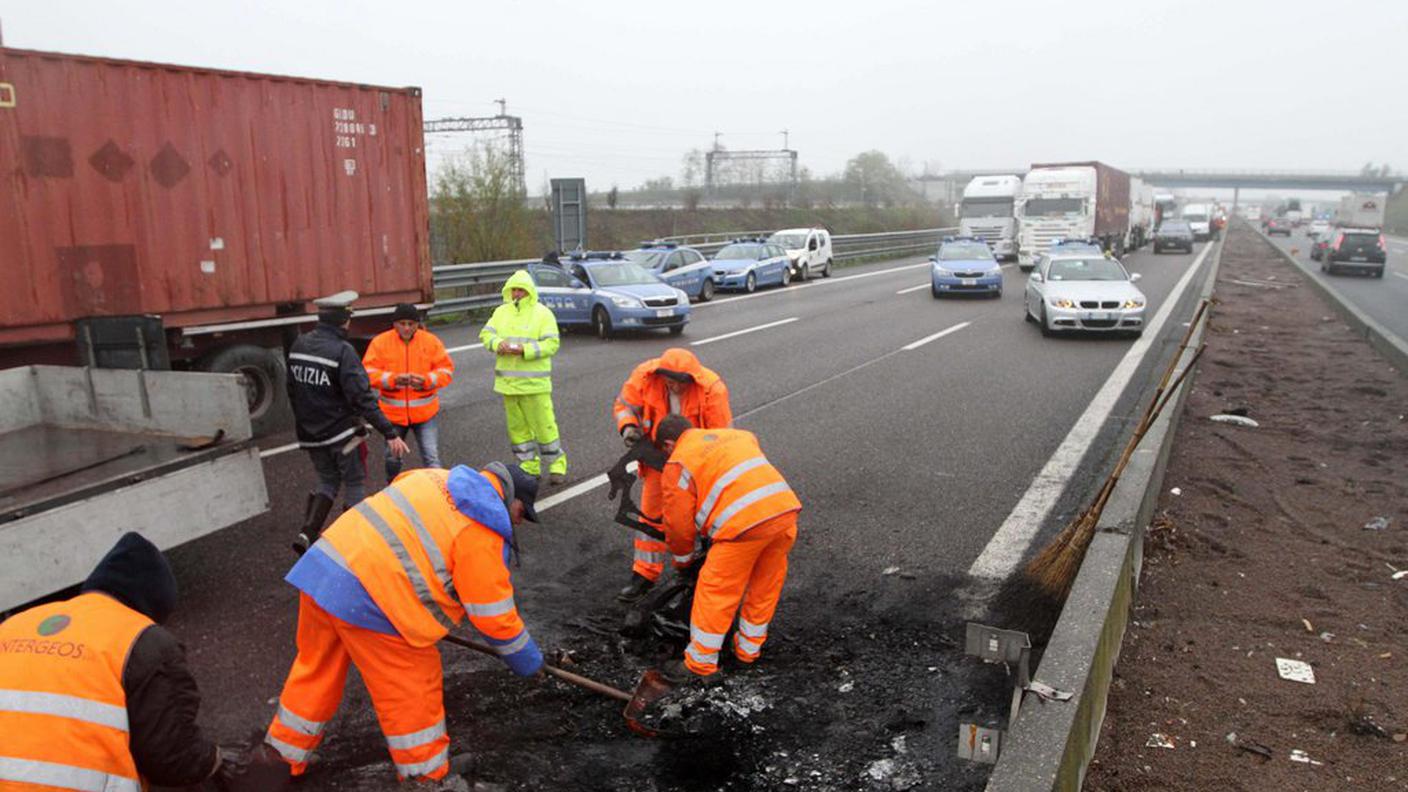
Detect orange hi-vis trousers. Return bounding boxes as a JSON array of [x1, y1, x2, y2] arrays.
[[266, 595, 450, 782], [632, 466, 668, 581], [683, 512, 797, 676]]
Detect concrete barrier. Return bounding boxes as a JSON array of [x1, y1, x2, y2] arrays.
[[1252, 227, 1408, 376], [985, 239, 1224, 792]]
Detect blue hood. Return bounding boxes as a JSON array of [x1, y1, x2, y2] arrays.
[[711, 257, 759, 273], [447, 465, 513, 543], [602, 282, 681, 300], [936, 257, 1000, 271]]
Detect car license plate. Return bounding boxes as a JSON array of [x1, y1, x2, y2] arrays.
[[1084, 312, 1114, 321], [655, 308, 673, 318], [960, 278, 977, 286], [1350, 256, 1367, 262]]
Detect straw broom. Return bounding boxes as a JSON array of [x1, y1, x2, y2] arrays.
[[1023, 298, 1211, 601]]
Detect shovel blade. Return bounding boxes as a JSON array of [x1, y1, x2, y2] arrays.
[[623, 669, 676, 738]]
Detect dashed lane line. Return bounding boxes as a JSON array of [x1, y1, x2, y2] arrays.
[[446, 343, 485, 355], [902, 321, 972, 351], [692, 261, 930, 310], [896, 283, 929, 295], [966, 241, 1215, 580], [690, 317, 799, 347]]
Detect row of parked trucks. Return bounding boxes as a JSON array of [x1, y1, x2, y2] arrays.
[[957, 162, 1161, 270]]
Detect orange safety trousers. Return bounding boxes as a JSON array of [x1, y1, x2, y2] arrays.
[[266, 595, 450, 782], [683, 512, 797, 676], [632, 466, 668, 581]]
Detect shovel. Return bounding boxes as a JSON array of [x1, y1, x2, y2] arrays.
[[441, 633, 681, 738]]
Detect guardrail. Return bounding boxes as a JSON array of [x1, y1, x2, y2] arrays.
[[427, 227, 956, 317]]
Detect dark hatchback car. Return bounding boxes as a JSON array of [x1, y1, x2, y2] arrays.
[[1265, 216, 1293, 236], [1152, 220, 1195, 253], [1321, 228, 1387, 277]]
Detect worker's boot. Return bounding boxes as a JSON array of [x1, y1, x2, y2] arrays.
[[291, 492, 336, 556], [616, 572, 655, 603]]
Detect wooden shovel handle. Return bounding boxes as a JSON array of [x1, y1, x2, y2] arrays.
[[442, 633, 632, 702]]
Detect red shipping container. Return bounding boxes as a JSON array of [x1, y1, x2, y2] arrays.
[[0, 47, 432, 350]]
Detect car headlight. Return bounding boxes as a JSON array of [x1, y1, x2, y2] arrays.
[[933, 267, 954, 277], [610, 295, 641, 308], [1123, 299, 1144, 309], [1052, 298, 1077, 309]]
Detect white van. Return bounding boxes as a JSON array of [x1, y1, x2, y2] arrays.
[[766, 227, 834, 280], [1181, 203, 1212, 241]]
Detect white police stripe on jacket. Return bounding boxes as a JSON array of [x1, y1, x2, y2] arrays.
[[298, 424, 360, 449], [0, 757, 140, 792], [694, 456, 769, 529], [0, 690, 128, 731], [289, 352, 340, 368]]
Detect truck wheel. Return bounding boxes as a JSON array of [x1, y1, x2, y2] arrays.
[[202, 344, 287, 436]]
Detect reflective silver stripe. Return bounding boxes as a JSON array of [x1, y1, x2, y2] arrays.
[[383, 487, 458, 605], [385, 720, 447, 751], [289, 352, 339, 368], [677, 468, 693, 491], [380, 372, 393, 389], [483, 325, 496, 333], [502, 335, 537, 342], [353, 503, 456, 632], [427, 373, 438, 388], [708, 481, 794, 538], [738, 618, 769, 638], [530, 341, 542, 357], [690, 625, 725, 649], [379, 395, 437, 408], [492, 631, 533, 655], [618, 400, 643, 421], [495, 369, 550, 378], [695, 456, 769, 529], [0, 690, 128, 731], [264, 733, 312, 762], [634, 550, 666, 565], [510, 442, 536, 461], [735, 634, 763, 655], [395, 746, 450, 779], [671, 552, 696, 564], [299, 424, 359, 449], [465, 595, 516, 617], [538, 333, 560, 340], [614, 409, 634, 423], [0, 757, 140, 792], [276, 703, 325, 737], [686, 644, 719, 666], [317, 540, 353, 571], [538, 439, 562, 454], [643, 418, 654, 429]]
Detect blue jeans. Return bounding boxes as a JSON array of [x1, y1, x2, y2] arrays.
[[385, 416, 442, 480]]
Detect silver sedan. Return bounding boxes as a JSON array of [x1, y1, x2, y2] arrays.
[[1024, 254, 1147, 338]]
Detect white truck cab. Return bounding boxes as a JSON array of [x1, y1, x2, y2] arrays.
[[767, 227, 834, 280], [958, 175, 1022, 261], [1017, 166, 1099, 270]]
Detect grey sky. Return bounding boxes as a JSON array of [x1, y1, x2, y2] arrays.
[[3, 0, 1404, 191]]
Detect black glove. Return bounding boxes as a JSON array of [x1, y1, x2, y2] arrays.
[[622, 425, 643, 448], [677, 555, 704, 583], [214, 743, 291, 792]]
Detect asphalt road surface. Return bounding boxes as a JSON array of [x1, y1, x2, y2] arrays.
[[1262, 227, 1408, 345], [160, 241, 1219, 790]]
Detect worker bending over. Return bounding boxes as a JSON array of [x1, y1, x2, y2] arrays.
[[612, 348, 731, 602], [0, 533, 285, 790], [480, 271, 567, 484], [655, 416, 800, 677], [363, 302, 455, 481], [265, 463, 544, 784]]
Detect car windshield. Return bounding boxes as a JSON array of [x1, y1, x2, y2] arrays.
[[585, 262, 659, 287], [960, 198, 1014, 218], [939, 243, 994, 261], [716, 244, 764, 260], [1023, 197, 1084, 217], [767, 233, 807, 249], [623, 250, 668, 270], [1159, 222, 1191, 233], [1046, 257, 1128, 282]]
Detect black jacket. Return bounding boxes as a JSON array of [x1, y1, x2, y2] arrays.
[[286, 322, 396, 446], [81, 533, 219, 786]]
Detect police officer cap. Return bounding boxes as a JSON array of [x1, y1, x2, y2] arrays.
[[315, 290, 358, 324]]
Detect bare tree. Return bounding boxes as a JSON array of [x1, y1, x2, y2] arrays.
[[430, 145, 537, 264]]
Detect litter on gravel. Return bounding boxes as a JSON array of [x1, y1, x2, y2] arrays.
[[1209, 414, 1259, 428], [1275, 657, 1316, 684], [1289, 749, 1324, 766], [1363, 516, 1390, 531], [1146, 733, 1176, 749]]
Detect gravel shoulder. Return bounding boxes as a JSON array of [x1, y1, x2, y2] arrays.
[[1084, 225, 1408, 790]]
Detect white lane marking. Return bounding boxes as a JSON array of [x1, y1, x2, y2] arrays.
[[446, 343, 485, 354], [690, 317, 799, 347], [1394, 272, 1408, 282], [902, 321, 972, 351], [967, 242, 1215, 580], [693, 262, 929, 310], [260, 442, 300, 459], [536, 462, 635, 513], [896, 283, 929, 295]]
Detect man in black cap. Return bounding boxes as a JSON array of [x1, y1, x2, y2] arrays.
[[287, 291, 410, 555], [0, 533, 289, 790], [362, 302, 455, 483]]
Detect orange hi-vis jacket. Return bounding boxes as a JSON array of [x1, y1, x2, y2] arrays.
[[660, 428, 802, 565], [304, 466, 539, 670], [614, 348, 731, 441], [363, 328, 455, 426], [0, 592, 153, 792]]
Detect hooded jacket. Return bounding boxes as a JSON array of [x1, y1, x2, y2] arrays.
[[478, 270, 561, 395], [614, 348, 732, 441]]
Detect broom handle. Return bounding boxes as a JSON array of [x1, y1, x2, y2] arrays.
[[1132, 299, 1210, 438]]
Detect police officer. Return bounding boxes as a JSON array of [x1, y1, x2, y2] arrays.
[[288, 291, 410, 554]]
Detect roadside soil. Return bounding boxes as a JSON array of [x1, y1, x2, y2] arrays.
[[1085, 225, 1408, 790]]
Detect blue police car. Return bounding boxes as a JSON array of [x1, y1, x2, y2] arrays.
[[527, 253, 691, 339], [710, 240, 792, 293], [930, 236, 1003, 298], [622, 243, 717, 302]]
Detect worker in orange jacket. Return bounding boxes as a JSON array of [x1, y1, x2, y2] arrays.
[[363, 304, 454, 482], [655, 416, 800, 678], [265, 462, 543, 784], [612, 348, 732, 603]]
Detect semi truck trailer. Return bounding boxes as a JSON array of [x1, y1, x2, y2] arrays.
[[1017, 161, 1132, 269]]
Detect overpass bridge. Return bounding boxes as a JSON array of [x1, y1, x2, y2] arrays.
[[915, 168, 1405, 202]]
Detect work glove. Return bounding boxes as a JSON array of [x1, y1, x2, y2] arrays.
[[213, 742, 291, 792], [676, 555, 705, 584], [622, 425, 643, 448]]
